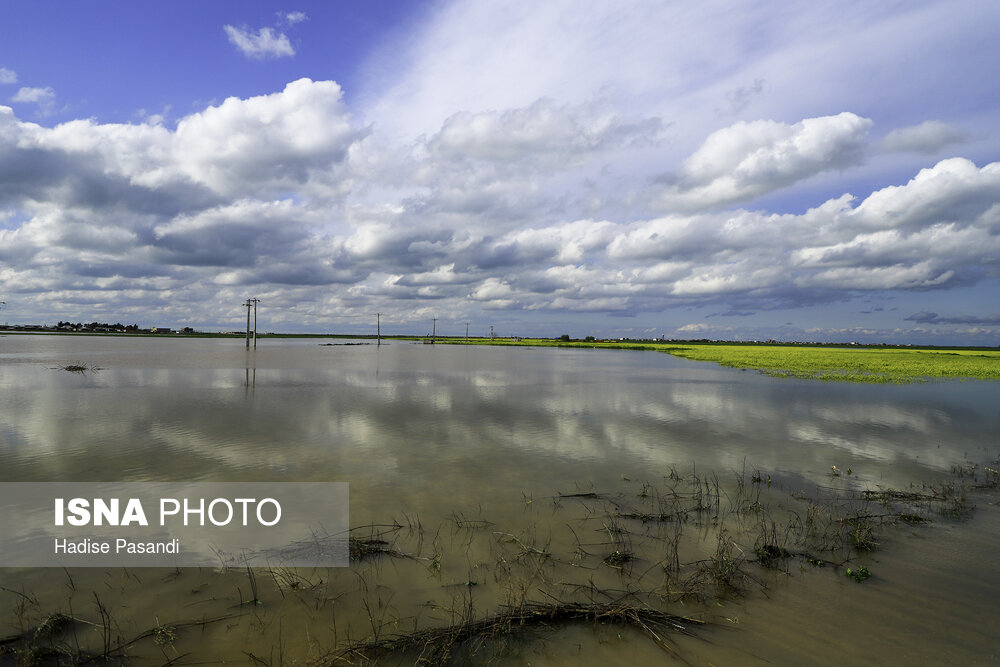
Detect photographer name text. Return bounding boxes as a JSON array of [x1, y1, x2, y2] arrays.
[[55, 537, 180, 555]]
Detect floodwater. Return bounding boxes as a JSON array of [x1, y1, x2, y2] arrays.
[[1, 334, 998, 664]]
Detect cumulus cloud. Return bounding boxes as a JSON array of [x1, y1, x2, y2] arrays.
[[1, 54, 999, 338], [469, 278, 516, 309], [851, 158, 1000, 230], [880, 121, 967, 155], [172, 78, 362, 196], [224, 25, 295, 59], [360, 97, 664, 242], [0, 80, 369, 313], [802, 263, 955, 291], [152, 199, 311, 267], [657, 112, 873, 210], [0, 67, 16, 84], [226, 0, 1000, 339], [774, 160, 1000, 292], [0, 79, 363, 205], [11, 86, 55, 105]]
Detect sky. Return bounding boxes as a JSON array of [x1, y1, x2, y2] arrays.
[[1, 1, 999, 344]]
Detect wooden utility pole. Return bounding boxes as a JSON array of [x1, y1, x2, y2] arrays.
[[244, 298, 260, 348], [244, 299, 251, 348], [377, 313, 381, 345], [465, 322, 469, 339], [252, 298, 259, 348]]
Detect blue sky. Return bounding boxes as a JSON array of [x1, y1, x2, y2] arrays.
[[1, 1, 999, 344]]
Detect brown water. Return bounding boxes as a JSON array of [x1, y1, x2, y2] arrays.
[[1, 334, 998, 664]]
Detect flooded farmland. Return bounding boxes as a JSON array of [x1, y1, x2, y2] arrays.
[[1, 334, 998, 664]]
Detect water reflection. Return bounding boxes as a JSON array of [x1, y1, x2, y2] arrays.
[[1, 336, 997, 521], [245, 351, 256, 393]]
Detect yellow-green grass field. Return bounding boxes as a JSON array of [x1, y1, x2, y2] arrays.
[[661, 344, 1000, 383], [420, 337, 1000, 383]]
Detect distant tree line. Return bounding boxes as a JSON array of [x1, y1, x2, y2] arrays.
[[57, 321, 140, 331]]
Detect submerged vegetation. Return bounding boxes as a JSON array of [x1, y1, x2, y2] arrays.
[[52, 363, 102, 374], [3, 459, 996, 664]]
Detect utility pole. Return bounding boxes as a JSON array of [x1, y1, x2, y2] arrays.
[[244, 298, 260, 349], [244, 299, 251, 349], [376, 313, 381, 346], [465, 322, 469, 339], [252, 298, 259, 348], [490, 325, 494, 340], [432, 318, 437, 338]]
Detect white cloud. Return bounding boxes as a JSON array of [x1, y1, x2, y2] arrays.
[[429, 99, 661, 164], [2, 8, 1000, 343], [172, 78, 362, 196], [853, 158, 1000, 229], [803, 263, 955, 290], [283, 11, 307, 26], [880, 120, 967, 154], [677, 323, 712, 333], [396, 264, 469, 287], [658, 112, 873, 210], [0, 67, 16, 84], [5, 78, 360, 202], [469, 278, 514, 301], [11, 86, 55, 104], [224, 25, 295, 59], [360, 1, 1000, 152], [362, 1, 804, 141]]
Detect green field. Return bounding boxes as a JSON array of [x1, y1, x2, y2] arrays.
[[660, 344, 1000, 383], [423, 338, 1000, 383]]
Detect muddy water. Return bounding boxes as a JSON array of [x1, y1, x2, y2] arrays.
[[1, 334, 998, 663]]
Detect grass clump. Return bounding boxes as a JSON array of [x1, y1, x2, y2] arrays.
[[54, 362, 102, 373], [322, 600, 706, 665]]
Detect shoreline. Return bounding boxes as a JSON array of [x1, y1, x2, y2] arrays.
[[5, 329, 999, 382]]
